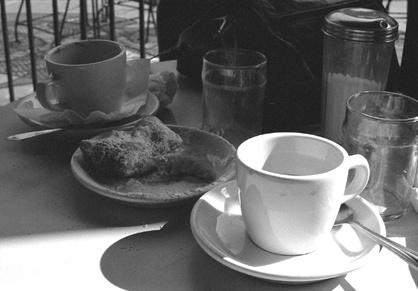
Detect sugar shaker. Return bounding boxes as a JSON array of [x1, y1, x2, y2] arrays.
[[321, 8, 398, 144]]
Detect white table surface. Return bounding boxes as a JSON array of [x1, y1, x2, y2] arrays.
[[1, 61, 418, 290]]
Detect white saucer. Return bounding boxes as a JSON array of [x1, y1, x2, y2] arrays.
[[190, 180, 386, 284], [71, 125, 236, 207], [15, 91, 159, 131]]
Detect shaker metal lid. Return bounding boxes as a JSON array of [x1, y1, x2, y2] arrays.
[[323, 8, 398, 43]]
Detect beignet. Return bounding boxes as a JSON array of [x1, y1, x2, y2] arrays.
[[79, 116, 183, 177]]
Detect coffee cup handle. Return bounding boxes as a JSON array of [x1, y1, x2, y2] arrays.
[[36, 75, 65, 112], [341, 154, 370, 203]]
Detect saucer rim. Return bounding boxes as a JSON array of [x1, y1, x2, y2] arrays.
[[190, 180, 386, 284], [15, 91, 159, 131]]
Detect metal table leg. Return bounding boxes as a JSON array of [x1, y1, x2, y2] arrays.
[[1, 0, 15, 102], [24, 0, 37, 90], [139, 0, 144, 57], [109, 0, 115, 40], [52, 0, 60, 45], [80, 0, 87, 39]]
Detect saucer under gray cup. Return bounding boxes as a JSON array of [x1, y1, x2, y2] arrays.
[[342, 91, 418, 221]]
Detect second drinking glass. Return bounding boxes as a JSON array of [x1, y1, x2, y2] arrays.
[[202, 48, 267, 148]]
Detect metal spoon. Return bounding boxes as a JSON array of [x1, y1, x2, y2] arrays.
[[7, 128, 65, 140], [335, 204, 418, 272]]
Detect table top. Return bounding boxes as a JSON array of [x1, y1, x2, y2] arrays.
[[1, 60, 418, 290]]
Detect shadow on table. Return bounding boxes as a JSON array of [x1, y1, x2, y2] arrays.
[[100, 220, 345, 291]]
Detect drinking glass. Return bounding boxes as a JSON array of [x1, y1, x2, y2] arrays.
[[202, 48, 267, 147], [342, 91, 418, 221]]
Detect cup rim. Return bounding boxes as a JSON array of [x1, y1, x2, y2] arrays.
[[203, 48, 267, 69], [45, 39, 126, 67], [236, 132, 347, 180], [346, 91, 418, 123]]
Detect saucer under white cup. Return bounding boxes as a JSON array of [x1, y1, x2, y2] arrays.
[[190, 180, 385, 283]]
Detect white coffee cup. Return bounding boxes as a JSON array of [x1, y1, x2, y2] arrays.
[[236, 132, 370, 255], [36, 40, 127, 117]]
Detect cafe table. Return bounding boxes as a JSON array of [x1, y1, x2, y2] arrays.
[[0, 60, 418, 290]]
